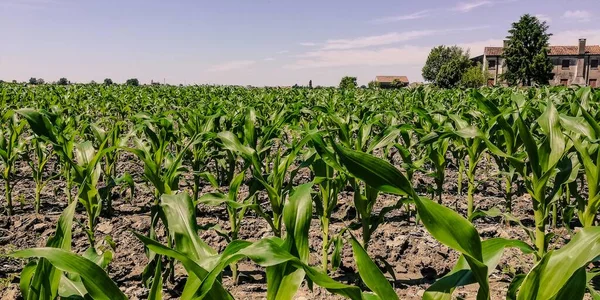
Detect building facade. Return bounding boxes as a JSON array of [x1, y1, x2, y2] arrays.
[[482, 39, 600, 87], [375, 76, 409, 87]]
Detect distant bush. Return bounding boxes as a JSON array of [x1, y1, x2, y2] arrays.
[[57, 78, 69, 85], [126, 78, 139, 86], [104, 78, 114, 85], [339, 76, 357, 89]]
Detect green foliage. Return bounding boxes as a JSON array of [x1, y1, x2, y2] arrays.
[[57, 78, 69, 85], [502, 14, 553, 86], [422, 45, 471, 88], [103, 78, 113, 85], [339, 76, 357, 89], [367, 80, 380, 88], [4, 84, 600, 299], [126, 78, 140, 86], [461, 64, 487, 88]]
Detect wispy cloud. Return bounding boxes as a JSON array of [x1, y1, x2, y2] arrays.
[[452, 0, 492, 12], [276, 50, 290, 54], [207, 60, 256, 72], [284, 46, 431, 69], [263, 57, 275, 61], [563, 10, 592, 23], [299, 42, 317, 47], [370, 10, 431, 24], [0, 0, 59, 10], [321, 26, 488, 50], [535, 14, 552, 23], [285, 33, 498, 70]]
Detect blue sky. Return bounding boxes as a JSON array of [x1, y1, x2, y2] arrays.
[[1, 0, 599, 86]]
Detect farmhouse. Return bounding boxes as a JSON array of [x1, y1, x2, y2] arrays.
[[375, 76, 409, 87], [478, 38, 600, 87]]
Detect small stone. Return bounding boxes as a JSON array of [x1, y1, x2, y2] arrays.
[[97, 222, 113, 234], [33, 223, 47, 232]]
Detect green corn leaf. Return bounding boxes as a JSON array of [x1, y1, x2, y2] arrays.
[[217, 131, 255, 159], [537, 99, 566, 172], [132, 232, 232, 300], [19, 261, 37, 300], [160, 193, 216, 260], [24, 199, 78, 300], [517, 226, 600, 300], [424, 238, 534, 300], [331, 143, 490, 299], [10, 248, 127, 300], [195, 238, 363, 300], [349, 235, 399, 300], [148, 259, 163, 300]]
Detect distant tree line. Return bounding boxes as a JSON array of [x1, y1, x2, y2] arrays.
[[0, 77, 142, 86]]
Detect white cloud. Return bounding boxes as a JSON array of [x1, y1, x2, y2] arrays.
[[285, 38, 505, 70], [370, 10, 431, 24], [284, 46, 431, 70], [452, 1, 492, 12], [207, 60, 256, 72], [535, 14, 552, 23], [299, 42, 317, 47], [563, 10, 592, 23], [551, 29, 600, 45], [263, 57, 275, 61], [322, 26, 487, 50], [276, 50, 290, 54]]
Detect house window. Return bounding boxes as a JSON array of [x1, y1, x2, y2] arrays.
[[560, 79, 569, 86], [592, 59, 599, 69], [562, 60, 570, 69], [488, 60, 496, 70]]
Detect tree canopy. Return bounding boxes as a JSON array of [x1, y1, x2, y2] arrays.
[[339, 76, 357, 89], [502, 14, 553, 86], [422, 46, 472, 88]]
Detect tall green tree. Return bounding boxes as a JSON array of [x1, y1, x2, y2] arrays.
[[422, 46, 471, 88], [502, 14, 553, 86], [339, 76, 357, 89]]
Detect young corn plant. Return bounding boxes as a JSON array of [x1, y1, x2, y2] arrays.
[[330, 139, 497, 299], [137, 186, 399, 300], [476, 94, 521, 217], [310, 154, 347, 271], [18, 109, 112, 247], [561, 94, 600, 227], [11, 200, 126, 300], [0, 110, 26, 215], [217, 128, 311, 237], [197, 170, 261, 284], [178, 112, 217, 202], [25, 137, 59, 213], [125, 114, 193, 285], [444, 113, 488, 219], [487, 99, 573, 257], [89, 122, 134, 216], [312, 131, 407, 251]]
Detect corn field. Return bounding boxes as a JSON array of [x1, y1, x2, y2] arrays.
[[1, 83, 600, 299]]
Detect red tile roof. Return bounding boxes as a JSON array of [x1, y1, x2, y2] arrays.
[[484, 45, 600, 56], [375, 76, 409, 83]]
